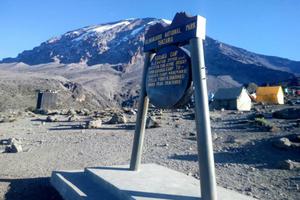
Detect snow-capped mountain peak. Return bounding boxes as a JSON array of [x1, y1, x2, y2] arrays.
[[1, 17, 299, 84], [2, 18, 168, 66]]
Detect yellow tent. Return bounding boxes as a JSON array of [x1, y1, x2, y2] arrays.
[[256, 86, 284, 104]]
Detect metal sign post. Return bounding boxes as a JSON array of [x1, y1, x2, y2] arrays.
[[129, 12, 217, 200], [190, 37, 217, 200], [130, 53, 153, 171]]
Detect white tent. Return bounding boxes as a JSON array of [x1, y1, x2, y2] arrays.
[[212, 87, 252, 111]]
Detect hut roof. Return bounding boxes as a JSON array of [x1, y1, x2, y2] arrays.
[[256, 86, 282, 95], [214, 87, 244, 100]]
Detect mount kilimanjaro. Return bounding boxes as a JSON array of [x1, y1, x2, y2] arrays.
[[2, 18, 300, 79], [0, 18, 299, 111]]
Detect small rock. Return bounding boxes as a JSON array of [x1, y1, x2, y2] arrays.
[[123, 108, 136, 115], [249, 167, 256, 172], [246, 192, 253, 196], [226, 136, 240, 143], [279, 159, 300, 170], [163, 143, 169, 147], [108, 113, 127, 124], [46, 115, 58, 122], [155, 109, 163, 116], [59, 110, 68, 115], [224, 163, 229, 168], [189, 132, 196, 137], [68, 115, 79, 122], [67, 109, 77, 116], [146, 116, 160, 128], [273, 137, 291, 149], [85, 119, 102, 129], [77, 109, 90, 116], [187, 172, 193, 176], [5, 138, 22, 153], [82, 108, 90, 116]]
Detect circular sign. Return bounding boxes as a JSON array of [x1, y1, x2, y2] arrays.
[[146, 45, 192, 109]]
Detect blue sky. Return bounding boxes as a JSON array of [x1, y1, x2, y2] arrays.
[[0, 0, 299, 61]]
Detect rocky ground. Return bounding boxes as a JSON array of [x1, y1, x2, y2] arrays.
[[0, 104, 299, 200]]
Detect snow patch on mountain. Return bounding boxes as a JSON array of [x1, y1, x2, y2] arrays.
[[147, 20, 163, 25], [131, 26, 145, 36], [162, 19, 171, 24], [70, 21, 131, 42], [91, 21, 130, 33], [47, 36, 62, 44]]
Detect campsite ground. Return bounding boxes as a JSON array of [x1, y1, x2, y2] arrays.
[[0, 104, 299, 200]]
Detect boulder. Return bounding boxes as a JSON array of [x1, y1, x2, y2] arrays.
[[68, 115, 79, 122], [46, 115, 58, 122], [273, 137, 291, 149], [108, 113, 127, 124], [155, 109, 163, 116], [279, 159, 300, 170], [123, 108, 136, 115], [85, 119, 102, 129], [84, 109, 91, 115], [67, 109, 77, 116], [273, 108, 300, 119], [146, 116, 160, 129], [77, 109, 90, 116], [5, 138, 22, 153]]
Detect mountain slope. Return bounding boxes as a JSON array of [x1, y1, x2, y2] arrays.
[[1, 18, 299, 80], [1, 18, 156, 66]]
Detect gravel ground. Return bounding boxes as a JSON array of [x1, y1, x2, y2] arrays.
[[0, 108, 299, 200]]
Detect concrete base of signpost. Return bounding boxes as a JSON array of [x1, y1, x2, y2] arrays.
[[51, 163, 255, 200]]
